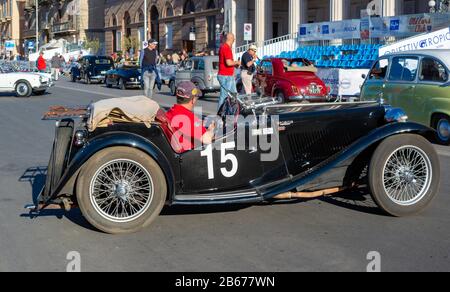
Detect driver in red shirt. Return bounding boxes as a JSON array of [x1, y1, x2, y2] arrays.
[[166, 81, 215, 151]]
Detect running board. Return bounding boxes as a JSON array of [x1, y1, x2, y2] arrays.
[[173, 191, 263, 205]]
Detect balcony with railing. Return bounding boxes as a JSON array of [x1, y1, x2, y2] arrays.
[[52, 16, 79, 34]]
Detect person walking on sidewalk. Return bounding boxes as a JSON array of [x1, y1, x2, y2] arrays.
[[36, 52, 46, 73], [50, 53, 62, 81], [217, 33, 240, 110], [139, 39, 162, 98]]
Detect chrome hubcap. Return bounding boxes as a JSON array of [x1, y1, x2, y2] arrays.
[[89, 159, 154, 223], [382, 146, 432, 206], [17, 83, 28, 95], [437, 119, 450, 142]]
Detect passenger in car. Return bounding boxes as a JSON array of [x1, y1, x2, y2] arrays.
[[166, 81, 216, 151]]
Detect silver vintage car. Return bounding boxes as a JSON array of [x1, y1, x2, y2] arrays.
[[170, 56, 220, 97]]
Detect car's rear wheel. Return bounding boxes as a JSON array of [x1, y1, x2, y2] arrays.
[[169, 80, 176, 96], [15, 81, 32, 97], [43, 120, 74, 201], [105, 77, 112, 88], [275, 91, 285, 103], [369, 134, 440, 217], [118, 78, 126, 90], [76, 147, 167, 234], [432, 114, 450, 145]]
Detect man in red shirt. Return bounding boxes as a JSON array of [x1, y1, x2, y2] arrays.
[[217, 33, 240, 110], [166, 81, 215, 152], [36, 52, 46, 72]]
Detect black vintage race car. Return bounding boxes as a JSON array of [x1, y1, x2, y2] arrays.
[[105, 64, 142, 90], [31, 93, 441, 234], [71, 55, 114, 84]]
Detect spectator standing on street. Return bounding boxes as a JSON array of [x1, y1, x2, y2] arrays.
[[51, 53, 62, 81], [217, 33, 240, 110], [172, 52, 180, 64], [240, 45, 258, 95], [139, 39, 162, 98], [37, 52, 46, 73]]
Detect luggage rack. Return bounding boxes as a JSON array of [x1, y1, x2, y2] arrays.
[[42, 105, 90, 121]]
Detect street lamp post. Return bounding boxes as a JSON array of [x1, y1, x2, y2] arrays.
[[215, 24, 221, 54], [144, 0, 148, 45], [35, 0, 39, 53]]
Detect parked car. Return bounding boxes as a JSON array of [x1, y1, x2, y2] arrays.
[[0, 63, 53, 97], [32, 92, 440, 234], [171, 56, 220, 97], [237, 58, 330, 103], [360, 50, 450, 145], [71, 56, 114, 84], [105, 64, 142, 90], [158, 63, 178, 91]]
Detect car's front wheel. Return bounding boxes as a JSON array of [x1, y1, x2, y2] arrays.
[[76, 147, 167, 234], [369, 134, 440, 217], [169, 80, 176, 96], [432, 114, 450, 145], [15, 81, 32, 97], [118, 78, 126, 90]]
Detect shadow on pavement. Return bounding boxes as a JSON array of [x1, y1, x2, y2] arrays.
[[18, 166, 97, 232], [161, 204, 252, 216], [318, 187, 387, 216]]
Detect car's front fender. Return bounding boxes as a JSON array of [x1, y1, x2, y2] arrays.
[[50, 132, 176, 203], [261, 122, 437, 198]]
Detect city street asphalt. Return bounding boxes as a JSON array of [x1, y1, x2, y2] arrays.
[[0, 77, 449, 272]]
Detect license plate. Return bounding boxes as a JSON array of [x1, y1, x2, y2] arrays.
[[101, 71, 106, 74]]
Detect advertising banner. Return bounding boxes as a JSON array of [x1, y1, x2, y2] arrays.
[[317, 68, 369, 97], [298, 13, 450, 41], [379, 27, 450, 55]]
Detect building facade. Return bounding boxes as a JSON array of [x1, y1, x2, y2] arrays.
[[226, 0, 439, 47], [104, 0, 224, 55], [0, 0, 25, 57], [22, 0, 105, 52]]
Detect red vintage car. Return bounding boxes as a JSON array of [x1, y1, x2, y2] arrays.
[[238, 58, 330, 103]]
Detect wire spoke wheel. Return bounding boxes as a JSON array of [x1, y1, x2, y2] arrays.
[[89, 159, 154, 223], [382, 146, 432, 206]]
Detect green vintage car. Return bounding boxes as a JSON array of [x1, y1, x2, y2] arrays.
[[361, 50, 450, 145]]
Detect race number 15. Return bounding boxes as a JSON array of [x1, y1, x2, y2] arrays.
[[201, 142, 238, 179]]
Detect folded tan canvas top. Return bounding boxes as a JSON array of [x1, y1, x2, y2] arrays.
[[87, 96, 160, 132]]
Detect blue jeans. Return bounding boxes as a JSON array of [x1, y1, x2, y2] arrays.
[[217, 75, 237, 110]]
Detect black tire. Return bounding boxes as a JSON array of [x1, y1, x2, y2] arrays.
[[76, 147, 167, 234], [105, 77, 112, 88], [15, 81, 32, 97], [71, 74, 77, 82], [432, 114, 450, 146], [275, 91, 285, 103], [368, 134, 440, 217], [42, 120, 74, 201], [169, 80, 176, 96], [118, 78, 126, 90], [85, 75, 91, 84]]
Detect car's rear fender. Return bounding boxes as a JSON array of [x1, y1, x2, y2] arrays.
[[261, 122, 438, 198], [50, 132, 176, 204]]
